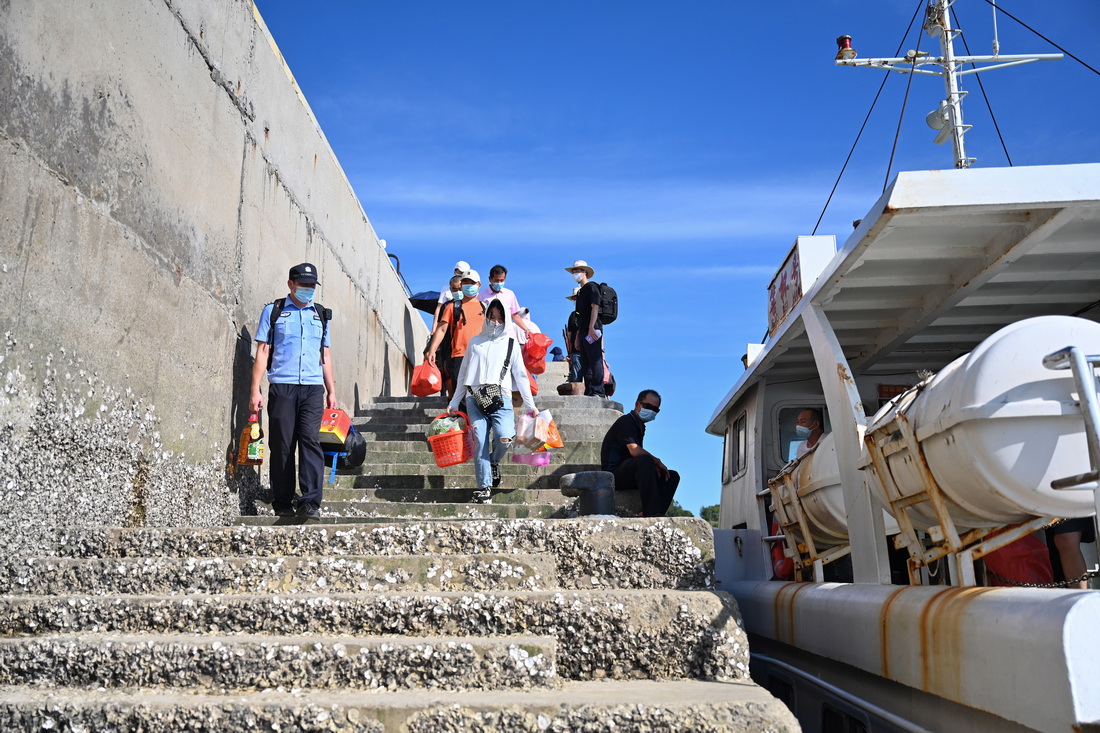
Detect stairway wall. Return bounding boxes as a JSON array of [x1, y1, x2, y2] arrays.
[[0, 0, 429, 556]]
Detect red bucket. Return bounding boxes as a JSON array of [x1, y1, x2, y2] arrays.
[[427, 411, 472, 468]]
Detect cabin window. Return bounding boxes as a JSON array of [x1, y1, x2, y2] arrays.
[[778, 406, 829, 463], [723, 413, 747, 481]]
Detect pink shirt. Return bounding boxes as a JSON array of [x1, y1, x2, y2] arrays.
[[478, 286, 520, 315]]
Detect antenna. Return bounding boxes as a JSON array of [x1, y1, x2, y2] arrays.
[[835, 0, 1061, 169]]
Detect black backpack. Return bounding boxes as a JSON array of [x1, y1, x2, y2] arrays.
[[597, 283, 618, 325], [264, 297, 332, 370]]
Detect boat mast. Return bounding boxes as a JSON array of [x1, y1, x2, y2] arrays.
[[835, 0, 1061, 169]]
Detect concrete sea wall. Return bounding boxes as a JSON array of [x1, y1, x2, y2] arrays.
[[0, 0, 428, 555]]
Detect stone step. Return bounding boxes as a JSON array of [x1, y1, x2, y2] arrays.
[[249, 501, 570, 520], [333, 473, 573, 492], [0, 632, 557, 692], [0, 554, 558, 596], [0, 679, 799, 732], [354, 426, 613, 443], [0, 590, 746, 682], [344, 452, 596, 471], [310, 486, 574, 504], [49, 519, 708, 589], [361, 406, 622, 421], [364, 395, 624, 411]]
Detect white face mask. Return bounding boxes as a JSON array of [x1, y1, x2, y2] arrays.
[[572, 272, 585, 284]]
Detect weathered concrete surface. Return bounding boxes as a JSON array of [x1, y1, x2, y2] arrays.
[[51, 518, 717, 590], [0, 0, 429, 555], [0, 632, 558, 691], [0, 680, 800, 733]]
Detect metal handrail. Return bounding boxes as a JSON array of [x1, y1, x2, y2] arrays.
[[387, 253, 412, 297]]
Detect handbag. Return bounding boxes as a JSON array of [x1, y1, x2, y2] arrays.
[[470, 339, 514, 413]]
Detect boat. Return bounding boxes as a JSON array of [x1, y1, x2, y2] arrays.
[[707, 2, 1100, 731]]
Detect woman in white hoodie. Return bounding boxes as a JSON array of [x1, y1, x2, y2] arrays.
[[448, 299, 537, 503]]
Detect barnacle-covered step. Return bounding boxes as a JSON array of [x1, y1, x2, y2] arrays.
[[0, 554, 557, 595], [241, 501, 569, 521], [0, 678, 799, 733], [316, 486, 574, 504], [49, 519, 714, 590], [0, 590, 748, 682], [334, 473, 579, 492], [0, 633, 557, 692]]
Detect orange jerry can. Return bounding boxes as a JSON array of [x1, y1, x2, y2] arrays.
[[319, 408, 352, 447]]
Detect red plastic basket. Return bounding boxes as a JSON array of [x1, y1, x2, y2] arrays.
[[427, 411, 471, 468]]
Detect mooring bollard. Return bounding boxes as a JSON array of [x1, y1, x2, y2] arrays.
[[559, 471, 616, 515]]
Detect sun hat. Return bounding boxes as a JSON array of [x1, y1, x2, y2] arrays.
[[564, 260, 594, 278], [566, 286, 580, 300]]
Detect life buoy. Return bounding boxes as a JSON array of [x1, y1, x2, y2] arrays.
[[771, 522, 795, 580]]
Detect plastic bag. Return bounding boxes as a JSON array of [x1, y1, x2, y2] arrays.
[[525, 333, 552, 360], [533, 410, 554, 445], [544, 418, 564, 449], [515, 412, 543, 450], [411, 360, 442, 397], [428, 415, 464, 437], [512, 450, 551, 466], [522, 333, 553, 375]]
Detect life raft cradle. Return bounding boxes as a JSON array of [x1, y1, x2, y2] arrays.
[[764, 345, 1100, 587]]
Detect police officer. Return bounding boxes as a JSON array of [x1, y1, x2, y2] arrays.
[[249, 263, 337, 519]]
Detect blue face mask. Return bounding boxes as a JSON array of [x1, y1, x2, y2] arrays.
[[462, 284, 479, 298], [294, 286, 315, 303], [638, 409, 657, 423], [795, 424, 813, 438], [450, 290, 463, 301], [490, 282, 503, 292]]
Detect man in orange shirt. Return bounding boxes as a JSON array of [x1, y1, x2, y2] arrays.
[[426, 269, 486, 382]]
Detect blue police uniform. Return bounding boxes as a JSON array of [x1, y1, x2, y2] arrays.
[[257, 297, 331, 514]]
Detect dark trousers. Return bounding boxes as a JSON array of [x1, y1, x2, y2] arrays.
[[578, 334, 605, 397], [567, 352, 583, 382], [614, 454, 680, 517], [268, 383, 325, 511]]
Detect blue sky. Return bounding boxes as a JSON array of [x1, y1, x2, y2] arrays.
[[254, 1, 1100, 515]]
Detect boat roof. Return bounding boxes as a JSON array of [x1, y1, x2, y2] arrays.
[[706, 162, 1100, 435]]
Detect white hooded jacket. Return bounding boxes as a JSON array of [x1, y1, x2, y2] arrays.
[[448, 316, 536, 413]]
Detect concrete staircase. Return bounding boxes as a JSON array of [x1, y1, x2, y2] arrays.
[[0, 394, 798, 732]]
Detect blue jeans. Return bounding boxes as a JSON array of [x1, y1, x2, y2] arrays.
[[465, 396, 514, 489]]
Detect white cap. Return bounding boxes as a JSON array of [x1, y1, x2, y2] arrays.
[[454, 260, 470, 272], [462, 269, 481, 283]]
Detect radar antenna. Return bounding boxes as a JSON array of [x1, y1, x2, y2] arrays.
[[835, 0, 1061, 169]]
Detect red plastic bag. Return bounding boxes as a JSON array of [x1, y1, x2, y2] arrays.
[[410, 360, 442, 397], [528, 369, 539, 395], [523, 334, 552, 375], [984, 532, 1054, 587]]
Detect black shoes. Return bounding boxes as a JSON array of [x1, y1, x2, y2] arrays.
[[472, 489, 492, 504], [293, 499, 321, 520], [274, 506, 296, 517], [490, 463, 502, 488]]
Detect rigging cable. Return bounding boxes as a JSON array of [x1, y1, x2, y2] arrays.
[[979, 0, 1100, 78], [950, 6, 1013, 166], [812, 0, 926, 235], [883, 37, 921, 191]]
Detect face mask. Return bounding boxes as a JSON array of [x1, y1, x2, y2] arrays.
[[490, 282, 503, 292], [489, 322, 505, 338], [638, 409, 657, 423], [795, 424, 813, 438], [294, 286, 315, 303], [462, 284, 479, 298], [572, 272, 585, 284], [450, 290, 463, 301]]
